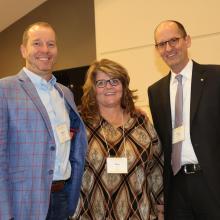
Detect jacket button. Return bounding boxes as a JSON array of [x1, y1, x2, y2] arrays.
[[48, 170, 53, 175], [50, 146, 55, 151]]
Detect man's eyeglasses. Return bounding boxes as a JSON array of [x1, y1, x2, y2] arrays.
[[95, 78, 121, 88], [155, 37, 183, 50]]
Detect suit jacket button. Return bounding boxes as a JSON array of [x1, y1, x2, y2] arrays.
[[48, 170, 53, 175], [50, 146, 55, 151]]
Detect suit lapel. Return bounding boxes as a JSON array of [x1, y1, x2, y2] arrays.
[[55, 83, 81, 129], [190, 62, 206, 126], [55, 84, 74, 110], [18, 71, 54, 139], [160, 74, 173, 139]]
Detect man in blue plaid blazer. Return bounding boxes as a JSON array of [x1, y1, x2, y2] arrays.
[[0, 22, 88, 220]]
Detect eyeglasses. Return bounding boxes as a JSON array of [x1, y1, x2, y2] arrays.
[[95, 78, 121, 88], [155, 37, 183, 50]]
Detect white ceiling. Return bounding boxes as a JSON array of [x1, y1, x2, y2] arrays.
[[0, 0, 47, 32]]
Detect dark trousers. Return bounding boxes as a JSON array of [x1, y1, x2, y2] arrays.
[[46, 187, 69, 220], [168, 170, 220, 220]]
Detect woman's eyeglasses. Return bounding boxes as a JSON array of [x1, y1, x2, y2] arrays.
[[95, 78, 121, 88]]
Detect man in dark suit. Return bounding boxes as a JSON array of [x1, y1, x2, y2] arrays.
[[148, 20, 220, 220], [0, 22, 88, 220]]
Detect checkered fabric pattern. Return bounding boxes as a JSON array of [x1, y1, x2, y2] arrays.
[[0, 70, 88, 220]]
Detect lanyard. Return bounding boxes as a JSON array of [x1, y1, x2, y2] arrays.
[[100, 112, 127, 158]]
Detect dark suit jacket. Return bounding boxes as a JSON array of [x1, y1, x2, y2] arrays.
[[148, 61, 220, 219]]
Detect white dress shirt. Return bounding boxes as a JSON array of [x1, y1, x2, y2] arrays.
[[170, 60, 198, 165]]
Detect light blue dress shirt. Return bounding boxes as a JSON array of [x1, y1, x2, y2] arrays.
[[23, 67, 71, 181]]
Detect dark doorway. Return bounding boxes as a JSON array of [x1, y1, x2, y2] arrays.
[[53, 66, 89, 106]]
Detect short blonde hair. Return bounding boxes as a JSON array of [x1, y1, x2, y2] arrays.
[[22, 22, 56, 45]]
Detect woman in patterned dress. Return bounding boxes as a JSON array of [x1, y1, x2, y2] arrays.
[[72, 59, 164, 220]]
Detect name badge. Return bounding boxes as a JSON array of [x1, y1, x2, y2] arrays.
[[56, 123, 71, 144], [107, 157, 128, 174], [172, 125, 185, 144]]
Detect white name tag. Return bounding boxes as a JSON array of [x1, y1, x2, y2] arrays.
[[107, 157, 128, 174], [56, 123, 71, 144], [172, 125, 185, 144]]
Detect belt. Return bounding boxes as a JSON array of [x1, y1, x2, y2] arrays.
[[51, 180, 67, 193], [180, 164, 202, 174]]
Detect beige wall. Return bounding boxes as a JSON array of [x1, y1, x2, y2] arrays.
[[94, 0, 220, 115], [0, 0, 96, 77]]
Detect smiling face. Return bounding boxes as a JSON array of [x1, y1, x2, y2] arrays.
[[95, 71, 123, 110], [155, 21, 191, 73], [20, 24, 58, 80]]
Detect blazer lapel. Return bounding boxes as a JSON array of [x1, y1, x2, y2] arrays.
[[160, 73, 173, 139], [18, 71, 54, 139], [190, 62, 206, 126], [55, 83, 75, 112], [54, 83, 81, 130]]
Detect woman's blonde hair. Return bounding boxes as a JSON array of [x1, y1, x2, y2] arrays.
[[81, 59, 138, 122]]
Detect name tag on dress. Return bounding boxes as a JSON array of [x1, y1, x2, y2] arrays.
[[172, 125, 185, 144], [107, 157, 128, 174], [56, 123, 71, 144]]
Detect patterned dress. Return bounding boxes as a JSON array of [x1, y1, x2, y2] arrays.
[[72, 115, 163, 220]]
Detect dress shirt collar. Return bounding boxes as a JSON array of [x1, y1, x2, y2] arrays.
[[23, 67, 57, 91], [170, 60, 193, 85]]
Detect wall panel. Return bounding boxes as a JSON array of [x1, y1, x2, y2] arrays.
[[94, 0, 220, 114]]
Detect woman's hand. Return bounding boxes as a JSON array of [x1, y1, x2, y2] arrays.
[[157, 204, 164, 220]]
